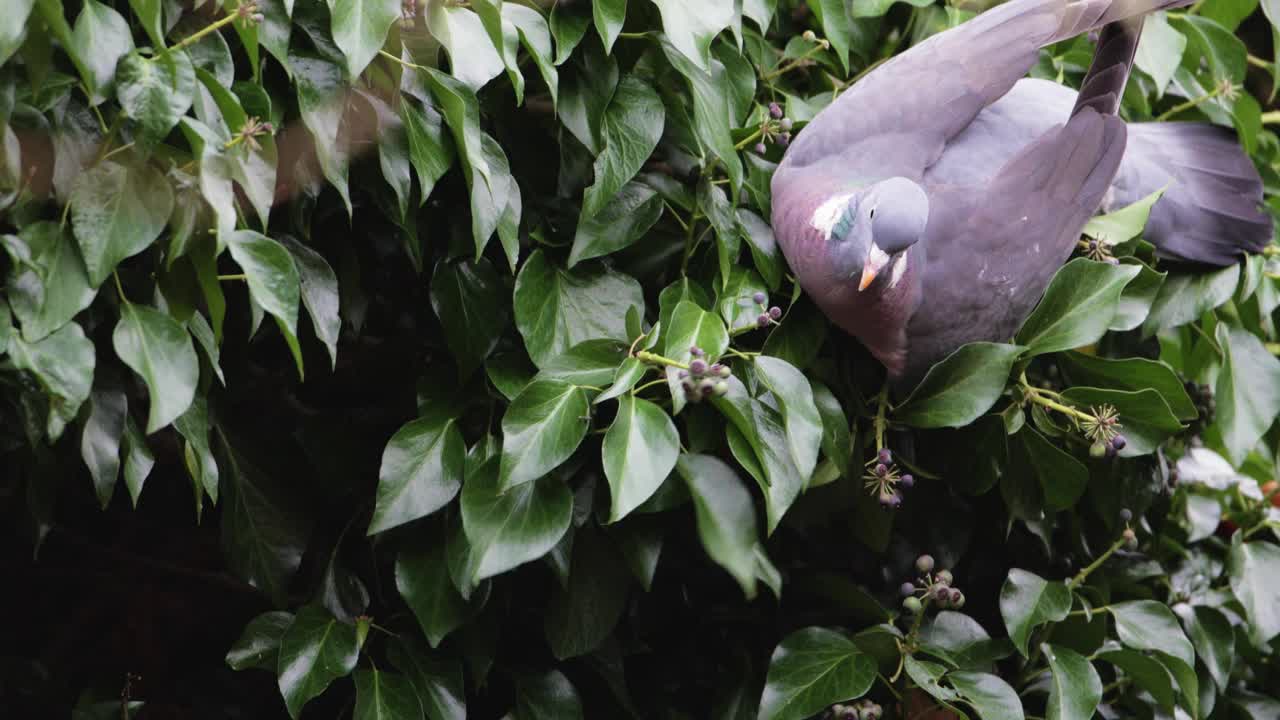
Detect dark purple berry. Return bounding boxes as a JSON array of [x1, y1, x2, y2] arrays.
[[769, 306, 782, 320], [752, 291, 767, 304], [678, 370, 688, 379], [899, 581, 916, 597], [888, 492, 903, 509], [874, 463, 888, 477], [1111, 434, 1127, 451], [768, 101, 783, 119], [935, 569, 952, 585], [1120, 508, 1133, 523], [878, 448, 892, 465], [1105, 442, 1118, 459], [777, 132, 791, 148], [949, 588, 962, 605], [754, 142, 767, 155], [699, 379, 716, 396], [757, 313, 771, 328], [690, 358, 708, 375], [953, 592, 966, 609], [690, 346, 704, 357], [899, 473, 915, 489]]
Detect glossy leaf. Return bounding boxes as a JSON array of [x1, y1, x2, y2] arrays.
[[1000, 569, 1072, 657], [758, 627, 876, 720], [948, 671, 1024, 720], [461, 458, 573, 583], [498, 379, 590, 490], [80, 389, 126, 509], [70, 160, 174, 286], [894, 343, 1023, 428], [331, 0, 399, 77], [677, 453, 760, 599], [582, 75, 664, 218], [8, 321, 96, 441], [353, 669, 422, 720], [277, 606, 360, 719], [369, 415, 465, 534], [430, 258, 508, 377], [227, 611, 294, 671], [115, 50, 196, 142], [1043, 644, 1101, 720], [603, 395, 678, 522], [1016, 259, 1140, 356], [281, 236, 341, 370], [113, 302, 198, 433], [1228, 537, 1280, 643], [1214, 323, 1280, 466], [6, 222, 98, 343]]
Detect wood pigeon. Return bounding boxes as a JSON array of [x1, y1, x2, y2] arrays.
[[771, 0, 1272, 386]]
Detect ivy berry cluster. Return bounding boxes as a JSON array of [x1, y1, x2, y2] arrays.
[[826, 699, 884, 720], [1083, 403, 1128, 458], [900, 554, 965, 615], [863, 448, 914, 509], [752, 102, 794, 155], [752, 291, 783, 329], [677, 346, 732, 403]]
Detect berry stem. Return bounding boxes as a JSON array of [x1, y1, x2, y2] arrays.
[[634, 350, 690, 371], [155, 9, 242, 59], [1018, 373, 1094, 425], [873, 383, 890, 451], [1067, 535, 1128, 590]]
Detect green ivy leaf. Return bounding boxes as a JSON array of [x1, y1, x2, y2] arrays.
[[113, 302, 198, 433], [121, 414, 155, 506], [6, 222, 98, 343], [549, 1, 590, 64], [1110, 600, 1195, 670], [649, 0, 733, 72], [430, 258, 508, 377], [593, 0, 627, 53], [569, 181, 663, 267], [461, 458, 573, 583], [225, 231, 302, 367], [175, 396, 219, 507], [758, 627, 876, 720], [396, 536, 488, 648], [80, 389, 126, 509], [1110, 259, 1165, 332], [805, 0, 852, 71], [1228, 537, 1280, 643], [369, 415, 465, 534], [277, 605, 360, 719], [1141, 264, 1239, 336], [582, 75, 664, 219], [504, 5, 559, 106], [1043, 644, 1101, 720], [737, 208, 782, 290], [8, 321, 96, 441], [603, 395, 679, 522], [498, 379, 590, 490], [514, 669, 585, 720], [115, 50, 196, 143], [1059, 352, 1196, 421], [292, 53, 352, 216], [676, 453, 760, 599], [0, 0, 35, 65], [400, 98, 456, 206], [1135, 13, 1187, 97], [1214, 324, 1280, 466], [947, 671, 1024, 720], [226, 611, 293, 672], [280, 236, 341, 371], [1174, 604, 1234, 692], [544, 525, 630, 659], [1018, 426, 1087, 511], [756, 355, 822, 481], [217, 430, 308, 605], [894, 343, 1023, 429], [1000, 569, 1072, 657], [426, 1, 505, 91], [811, 381, 851, 478], [70, 160, 174, 286], [1016, 259, 1140, 357], [660, 38, 743, 194], [387, 638, 467, 720], [331, 0, 399, 77], [513, 250, 644, 368], [1097, 647, 1176, 709], [70, 0, 134, 104], [1081, 188, 1165, 245], [353, 669, 423, 720]]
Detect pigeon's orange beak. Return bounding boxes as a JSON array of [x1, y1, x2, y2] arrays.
[[858, 266, 877, 292]]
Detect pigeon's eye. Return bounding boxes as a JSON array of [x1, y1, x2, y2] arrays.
[[869, 207, 877, 219]]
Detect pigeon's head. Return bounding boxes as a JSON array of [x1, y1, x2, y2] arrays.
[[822, 177, 928, 292]]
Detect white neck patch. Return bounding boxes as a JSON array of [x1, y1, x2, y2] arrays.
[[810, 193, 857, 240], [888, 252, 908, 288]]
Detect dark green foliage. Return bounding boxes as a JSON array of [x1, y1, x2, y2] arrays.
[[2, 1, 1280, 718]]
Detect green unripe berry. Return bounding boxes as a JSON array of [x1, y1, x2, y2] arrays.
[[903, 596, 923, 614], [1089, 440, 1107, 459], [916, 554, 935, 573]]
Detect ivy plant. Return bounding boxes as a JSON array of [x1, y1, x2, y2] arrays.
[[3, 0, 1280, 718]]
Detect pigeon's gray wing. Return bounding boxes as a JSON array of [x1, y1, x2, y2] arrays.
[[903, 108, 1127, 380]]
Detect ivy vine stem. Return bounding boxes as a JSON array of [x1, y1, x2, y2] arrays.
[[1154, 80, 1234, 122], [634, 350, 689, 371], [1018, 373, 1095, 425], [155, 10, 242, 59], [873, 383, 891, 451], [1067, 535, 1129, 590]]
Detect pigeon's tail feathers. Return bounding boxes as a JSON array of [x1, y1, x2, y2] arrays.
[[1117, 122, 1272, 265], [1071, 19, 1143, 117], [1055, 0, 1193, 43]]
